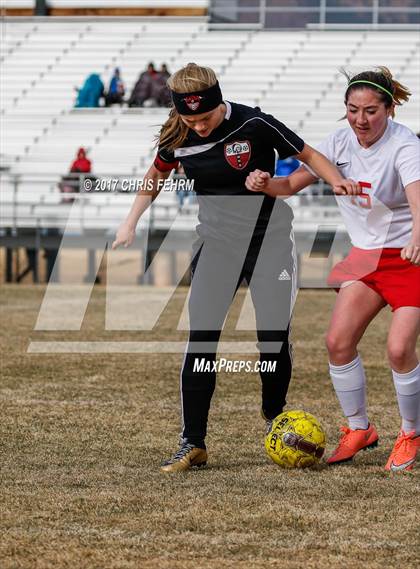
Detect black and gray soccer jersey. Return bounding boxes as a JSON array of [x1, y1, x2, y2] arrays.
[[154, 101, 305, 241]]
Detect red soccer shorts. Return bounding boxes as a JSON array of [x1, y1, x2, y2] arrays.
[[328, 247, 420, 311]]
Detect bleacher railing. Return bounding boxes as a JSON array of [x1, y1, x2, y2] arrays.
[[1, 173, 339, 231], [1, 173, 351, 285], [209, 0, 420, 30]]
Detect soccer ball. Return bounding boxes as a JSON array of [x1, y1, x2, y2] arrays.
[[265, 410, 326, 468]]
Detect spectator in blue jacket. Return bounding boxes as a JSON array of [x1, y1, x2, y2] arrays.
[[75, 73, 104, 108], [105, 68, 125, 106]]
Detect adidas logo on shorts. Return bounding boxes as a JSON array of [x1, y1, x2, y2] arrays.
[[278, 269, 291, 281]]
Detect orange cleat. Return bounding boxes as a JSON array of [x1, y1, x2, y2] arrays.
[[385, 430, 420, 472], [327, 424, 379, 465]]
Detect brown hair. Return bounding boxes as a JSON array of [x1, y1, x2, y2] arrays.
[[158, 63, 218, 151], [342, 66, 411, 118]]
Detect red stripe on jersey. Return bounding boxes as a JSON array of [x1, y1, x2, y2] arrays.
[[154, 154, 179, 172]]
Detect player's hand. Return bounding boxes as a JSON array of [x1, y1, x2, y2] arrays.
[[245, 169, 271, 193], [332, 179, 360, 196], [112, 222, 136, 249], [401, 242, 420, 265]]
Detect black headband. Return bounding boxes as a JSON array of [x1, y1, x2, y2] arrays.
[[171, 81, 223, 115]]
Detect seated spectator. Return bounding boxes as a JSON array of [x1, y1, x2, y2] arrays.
[[105, 67, 125, 106], [159, 63, 170, 81], [75, 73, 104, 108], [128, 62, 158, 107], [70, 147, 91, 173], [59, 147, 92, 203], [152, 63, 172, 107]]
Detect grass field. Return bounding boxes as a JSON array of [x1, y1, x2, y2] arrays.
[[1, 285, 419, 569]]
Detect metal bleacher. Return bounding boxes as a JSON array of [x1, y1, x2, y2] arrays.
[[1, 22, 419, 283], [2, 25, 419, 176]]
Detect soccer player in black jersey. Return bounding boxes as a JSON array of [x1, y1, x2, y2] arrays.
[[112, 63, 357, 472]]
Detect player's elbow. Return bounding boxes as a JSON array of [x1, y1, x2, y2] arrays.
[[295, 143, 317, 165]]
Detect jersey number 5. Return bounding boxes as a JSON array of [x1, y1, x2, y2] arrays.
[[351, 181, 372, 209]]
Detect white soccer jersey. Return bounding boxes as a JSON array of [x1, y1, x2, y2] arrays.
[[315, 119, 420, 249]]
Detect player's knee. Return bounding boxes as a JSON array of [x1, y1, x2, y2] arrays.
[[325, 331, 356, 361], [387, 340, 412, 370]]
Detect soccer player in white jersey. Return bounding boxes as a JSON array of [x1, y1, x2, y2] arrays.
[[245, 67, 420, 472]]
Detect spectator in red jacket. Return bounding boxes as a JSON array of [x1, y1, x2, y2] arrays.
[[70, 147, 91, 173]]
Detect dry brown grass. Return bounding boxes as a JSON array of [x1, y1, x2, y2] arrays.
[[0, 285, 419, 569]]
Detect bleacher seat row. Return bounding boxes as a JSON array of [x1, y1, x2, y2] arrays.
[[1, 24, 419, 181]]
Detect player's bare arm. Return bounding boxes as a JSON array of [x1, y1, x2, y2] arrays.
[[295, 144, 359, 195], [245, 166, 315, 197], [112, 164, 171, 249], [401, 180, 420, 265], [245, 150, 359, 197]]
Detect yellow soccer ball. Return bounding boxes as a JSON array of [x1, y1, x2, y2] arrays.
[[265, 410, 326, 468]]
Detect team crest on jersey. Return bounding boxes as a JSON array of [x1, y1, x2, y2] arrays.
[[224, 140, 251, 170], [183, 95, 203, 111]]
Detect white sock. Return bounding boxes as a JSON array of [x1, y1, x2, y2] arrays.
[[329, 354, 369, 430], [392, 363, 420, 436]]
